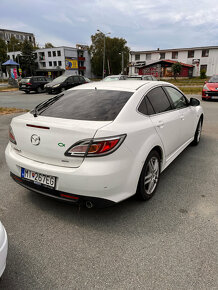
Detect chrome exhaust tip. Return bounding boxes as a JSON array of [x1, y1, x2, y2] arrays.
[[86, 201, 94, 208]]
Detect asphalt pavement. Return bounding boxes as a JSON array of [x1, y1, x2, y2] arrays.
[[0, 90, 51, 110], [0, 93, 217, 289]]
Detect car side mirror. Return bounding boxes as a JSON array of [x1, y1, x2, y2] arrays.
[[189, 97, 200, 106]]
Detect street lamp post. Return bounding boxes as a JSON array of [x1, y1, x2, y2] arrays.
[[97, 29, 111, 79], [119, 52, 124, 74]]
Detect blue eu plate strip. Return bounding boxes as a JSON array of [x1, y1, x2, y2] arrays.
[[21, 168, 25, 178]]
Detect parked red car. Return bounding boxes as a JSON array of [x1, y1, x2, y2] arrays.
[[202, 75, 218, 100]]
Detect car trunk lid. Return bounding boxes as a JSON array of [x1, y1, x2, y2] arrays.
[[11, 113, 111, 168]]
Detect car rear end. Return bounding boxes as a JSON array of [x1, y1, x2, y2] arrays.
[[0, 222, 8, 278], [5, 86, 137, 207], [19, 77, 33, 93]]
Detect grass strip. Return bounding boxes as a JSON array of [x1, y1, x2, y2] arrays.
[[178, 86, 202, 95], [0, 107, 29, 115]]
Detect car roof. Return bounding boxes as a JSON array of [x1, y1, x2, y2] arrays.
[[70, 80, 165, 92]]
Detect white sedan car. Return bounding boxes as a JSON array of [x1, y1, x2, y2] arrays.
[[5, 81, 203, 208], [0, 221, 8, 278]]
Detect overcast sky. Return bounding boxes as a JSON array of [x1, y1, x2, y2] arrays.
[[1, 0, 218, 51]]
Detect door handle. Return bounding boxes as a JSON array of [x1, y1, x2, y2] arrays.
[[157, 121, 164, 128]]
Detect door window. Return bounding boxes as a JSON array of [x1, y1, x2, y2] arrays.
[[164, 86, 188, 109], [146, 87, 172, 114], [67, 77, 74, 83], [73, 76, 80, 82]]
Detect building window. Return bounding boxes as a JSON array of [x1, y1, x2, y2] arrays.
[[202, 49, 209, 57], [49, 61, 52, 66], [160, 52, 165, 59], [188, 50, 194, 58], [172, 51, 178, 59], [53, 51, 56, 57], [135, 54, 140, 61], [58, 61, 62, 66], [146, 53, 151, 60], [57, 51, 61, 56], [42, 62, 46, 67], [48, 51, 51, 57], [53, 61, 57, 66], [200, 64, 207, 73]]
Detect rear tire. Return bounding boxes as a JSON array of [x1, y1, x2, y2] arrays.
[[25, 91, 30, 94], [192, 118, 202, 146], [36, 87, 43, 93], [136, 150, 160, 201]]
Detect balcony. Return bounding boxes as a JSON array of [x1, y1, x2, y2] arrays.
[[78, 57, 85, 61]]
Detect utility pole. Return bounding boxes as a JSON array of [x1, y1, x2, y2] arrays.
[[121, 52, 124, 74], [97, 29, 111, 79]]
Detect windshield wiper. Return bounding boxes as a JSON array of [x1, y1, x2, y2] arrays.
[[32, 93, 64, 117]]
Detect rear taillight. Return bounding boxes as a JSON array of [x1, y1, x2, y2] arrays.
[[9, 126, 17, 145], [65, 134, 126, 157], [26, 82, 32, 85]]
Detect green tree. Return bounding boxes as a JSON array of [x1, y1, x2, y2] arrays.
[[7, 36, 22, 52], [0, 39, 8, 77], [19, 40, 38, 76], [45, 42, 54, 48], [89, 32, 130, 77], [0, 38, 8, 64], [172, 62, 182, 79]]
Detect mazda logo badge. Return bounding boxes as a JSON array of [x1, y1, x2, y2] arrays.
[[31, 134, 40, 146]]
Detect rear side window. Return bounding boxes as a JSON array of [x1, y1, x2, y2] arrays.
[[138, 96, 155, 115], [146, 87, 172, 114], [39, 89, 133, 121]]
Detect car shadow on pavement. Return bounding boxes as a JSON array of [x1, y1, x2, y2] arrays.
[[24, 133, 215, 237]]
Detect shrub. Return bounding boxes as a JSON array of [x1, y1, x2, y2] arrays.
[[200, 69, 206, 79]]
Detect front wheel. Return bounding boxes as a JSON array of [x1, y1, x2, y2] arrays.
[[136, 150, 160, 201], [192, 119, 202, 146]]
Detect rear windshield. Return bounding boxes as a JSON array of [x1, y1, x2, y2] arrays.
[[127, 77, 142, 80], [21, 78, 31, 83], [208, 76, 218, 83], [39, 89, 133, 121], [103, 77, 120, 81]]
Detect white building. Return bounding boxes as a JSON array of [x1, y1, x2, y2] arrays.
[[7, 45, 92, 78], [0, 28, 35, 46], [129, 46, 218, 77]]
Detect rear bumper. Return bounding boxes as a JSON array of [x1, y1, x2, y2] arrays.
[[0, 225, 8, 278], [5, 143, 137, 207], [10, 172, 115, 208]]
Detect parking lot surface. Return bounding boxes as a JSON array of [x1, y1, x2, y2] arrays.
[[0, 91, 50, 110], [0, 93, 217, 289]]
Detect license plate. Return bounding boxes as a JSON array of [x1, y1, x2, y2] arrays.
[[21, 85, 26, 87], [211, 96, 218, 99], [21, 168, 56, 188]]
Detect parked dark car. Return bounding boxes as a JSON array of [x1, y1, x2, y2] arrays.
[[19, 76, 50, 93], [44, 75, 90, 94]]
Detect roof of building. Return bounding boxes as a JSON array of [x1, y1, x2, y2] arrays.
[[0, 28, 34, 35], [131, 45, 218, 54], [136, 59, 193, 68]]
